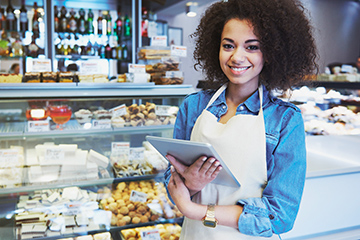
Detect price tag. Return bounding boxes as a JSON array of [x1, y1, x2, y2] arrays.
[[130, 190, 148, 203], [150, 36, 168, 47], [44, 148, 65, 162], [129, 147, 145, 161], [28, 120, 50, 132], [128, 64, 146, 73], [92, 120, 111, 129], [111, 142, 130, 157], [155, 105, 172, 116], [80, 61, 100, 74], [0, 149, 19, 167], [141, 229, 161, 240], [110, 104, 127, 117], [171, 45, 187, 57], [31, 59, 51, 72]]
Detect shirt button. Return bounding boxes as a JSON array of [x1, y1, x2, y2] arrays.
[[269, 214, 274, 220], [239, 106, 244, 111]]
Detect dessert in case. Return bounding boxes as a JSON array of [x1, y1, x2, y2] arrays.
[[74, 109, 93, 124]]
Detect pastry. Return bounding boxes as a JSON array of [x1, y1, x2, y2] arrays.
[[93, 110, 112, 120], [24, 72, 41, 83], [59, 72, 74, 83], [111, 116, 125, 128], [42, 72, 58, 83], [74, 109, 93, 124]]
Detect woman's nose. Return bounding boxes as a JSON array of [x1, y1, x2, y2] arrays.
[[231, 48, 246, 63]]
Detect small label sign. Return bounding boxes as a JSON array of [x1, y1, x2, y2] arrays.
[[171, 45, 187, 57], [0, 149, 19, 166], [44, 148, 65, 162], [130, 190, 148, 203], [93, 120, 111, 129], [151, 36, 168, 46], [141, 229, 161, 240], [128, 64, 146, 73], [28, 120, 50, 132]]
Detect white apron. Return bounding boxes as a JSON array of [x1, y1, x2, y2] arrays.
[[180, 84, 280, 240]]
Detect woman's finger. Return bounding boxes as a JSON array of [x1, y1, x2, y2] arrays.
[[167, 154, 187, 174]]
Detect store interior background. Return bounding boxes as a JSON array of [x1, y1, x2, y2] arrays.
[[156, 0, 360, 88]]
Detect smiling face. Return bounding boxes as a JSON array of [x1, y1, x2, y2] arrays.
[[219, 18, 264, 92]]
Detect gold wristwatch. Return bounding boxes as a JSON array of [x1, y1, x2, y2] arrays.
[[202, 204, 218, 228]]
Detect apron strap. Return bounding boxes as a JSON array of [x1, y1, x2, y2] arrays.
[[206, 84, 264, 115]]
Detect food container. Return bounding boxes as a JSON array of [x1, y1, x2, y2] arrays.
[[137, 46, 171, 60], [156, 71, 184, 85]]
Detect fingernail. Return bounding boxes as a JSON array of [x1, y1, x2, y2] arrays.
[[209, 158, 215, 163], [218, 166, 223, 171], [202, 156, 207, 161], [214, 161, 220, 167], [170, 166, 175, 172]]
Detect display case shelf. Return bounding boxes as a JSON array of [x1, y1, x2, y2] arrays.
[[0, 120, 175, 139], [0, 83, 195, 99], [301, 81, 360, 89]]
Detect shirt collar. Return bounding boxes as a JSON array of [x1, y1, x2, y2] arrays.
[[211, 85, 271, 113]]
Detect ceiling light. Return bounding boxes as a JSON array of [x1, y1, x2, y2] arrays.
[[186, 2, 198, 17]]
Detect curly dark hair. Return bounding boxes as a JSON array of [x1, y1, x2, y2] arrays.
[[192, 0, 319, 91]]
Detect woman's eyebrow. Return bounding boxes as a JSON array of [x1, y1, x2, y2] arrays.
[[245, 39, 260, 43], [221, 38, 259, 43]]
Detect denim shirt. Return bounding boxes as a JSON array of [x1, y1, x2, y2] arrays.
[[164, 85, 306, 237]]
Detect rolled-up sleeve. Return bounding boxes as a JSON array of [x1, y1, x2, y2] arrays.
[[237, 110, 306, 236]]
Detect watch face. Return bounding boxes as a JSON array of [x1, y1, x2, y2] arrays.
[[203, 220, 216, 228]]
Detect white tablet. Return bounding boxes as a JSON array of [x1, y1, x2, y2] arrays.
[[146, 136, 240, 188]]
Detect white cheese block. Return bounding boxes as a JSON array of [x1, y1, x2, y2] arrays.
[[87, 150, 109, 168]]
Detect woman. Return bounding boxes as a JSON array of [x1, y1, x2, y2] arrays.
[[164, 0, 318, 239]]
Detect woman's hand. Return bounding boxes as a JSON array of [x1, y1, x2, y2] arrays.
[[167, 166, 195, 216], [166, 154, 222, 195]]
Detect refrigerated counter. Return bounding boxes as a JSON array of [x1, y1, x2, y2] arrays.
[[282, 135, 360, 239]]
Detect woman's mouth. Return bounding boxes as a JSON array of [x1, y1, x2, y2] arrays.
[[229, 66, 251, 73]]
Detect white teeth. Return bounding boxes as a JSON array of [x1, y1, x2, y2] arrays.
[[231, 66, 249, 71]]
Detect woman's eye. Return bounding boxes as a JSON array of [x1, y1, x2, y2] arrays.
[[247, 45, 260, 51], [222, 44, 234, 49]]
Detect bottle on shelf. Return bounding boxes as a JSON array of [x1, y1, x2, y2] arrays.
[[116, 42, 122, 60], [6, 0, 17, 32], [78, 8, 86, 34], [122, 43, 128, 60], [68, 8, 77, 33], [141, 7, 148, 37], [99, 44, 105, 58], [106, 11, 112, 36], [87, 9, 94, 34], [105, 42, 111, 59], [124, 14, 131, 37], [0, 8, 4, 31], [28, 35, 39, 58], [19, 0, 28, 33], [97, 10, 103, 35], [60, 6, 68, 32], [54, 6, 59, 32], [111, 42, 117, 59], [32, 2, 40, 39], [115, 7, 122, 39]]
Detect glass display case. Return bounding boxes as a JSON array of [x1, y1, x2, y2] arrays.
[[0, 83, 195, 240]]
